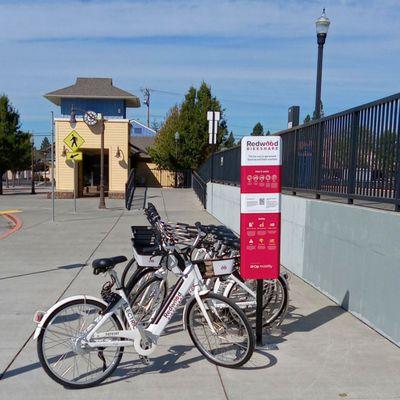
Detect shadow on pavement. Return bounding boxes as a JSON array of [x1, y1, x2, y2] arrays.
[[260, 303, 347, 346], [0, 263, 85, 281], [103, 345, 204, 386]]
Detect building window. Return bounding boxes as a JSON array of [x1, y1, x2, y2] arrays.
[[134, 127, 142, 134]]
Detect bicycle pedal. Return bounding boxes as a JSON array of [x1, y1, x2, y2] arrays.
[[139, 355, 150, 366]]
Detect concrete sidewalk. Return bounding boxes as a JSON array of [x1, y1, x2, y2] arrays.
[[0, 188, 399, 400]]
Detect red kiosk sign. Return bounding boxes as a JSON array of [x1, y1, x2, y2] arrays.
[[240, 136, 282, 280]]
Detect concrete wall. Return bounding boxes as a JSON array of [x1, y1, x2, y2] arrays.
[[206, 182, 240, 233], [206, 182, 400, 346]]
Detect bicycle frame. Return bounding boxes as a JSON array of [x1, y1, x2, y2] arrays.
[[83, 257, 215, 357]]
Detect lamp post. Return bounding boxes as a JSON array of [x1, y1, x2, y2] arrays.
[[98, 116, 106, 209], [314, 8, 330, 120], [70, 108, 106, 209], [174, 131, 179, 188], [31, 136, 36, 195]]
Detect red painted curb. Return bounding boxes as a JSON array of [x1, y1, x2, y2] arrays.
[[0, 214, 23, 240]]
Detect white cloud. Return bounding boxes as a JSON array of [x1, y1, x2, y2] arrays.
[[1, 0, 400, 135], [0, 0, 399, 41]]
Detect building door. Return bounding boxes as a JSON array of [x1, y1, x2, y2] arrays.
[[79, 150, 109, 197]]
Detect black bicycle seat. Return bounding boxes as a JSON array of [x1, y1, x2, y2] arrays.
[[92, 256, 127, 275]]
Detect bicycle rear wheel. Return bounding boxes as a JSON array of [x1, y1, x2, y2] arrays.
[[37, 298, 123, 388], [186, 292, 254, 368], [227, 275, 288, 327]]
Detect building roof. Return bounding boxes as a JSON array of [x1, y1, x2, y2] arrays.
[[130, 119, 157, 135], [129, 136, 155, 160], [44, 77, 140, 108]]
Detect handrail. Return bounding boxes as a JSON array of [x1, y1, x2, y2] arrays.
[[125, 169, 136, 210]]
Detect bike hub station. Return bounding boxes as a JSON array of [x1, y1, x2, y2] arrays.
[[240, 136, 282, 345]]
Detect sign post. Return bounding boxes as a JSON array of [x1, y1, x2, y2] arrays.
[[240, 136, 282, 346], [51, 111, 55, 222], [64, 130, 85, 213], [207, 111, 220, 212]]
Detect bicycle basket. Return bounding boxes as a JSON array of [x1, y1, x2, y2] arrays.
[[132, 245, 162, 267], [199, 258, 236, 278]]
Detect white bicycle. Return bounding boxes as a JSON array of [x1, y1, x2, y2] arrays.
[[34, 245, 254, 388]]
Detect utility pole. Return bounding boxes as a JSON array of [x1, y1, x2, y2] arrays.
[[142, 88, 151, 127]]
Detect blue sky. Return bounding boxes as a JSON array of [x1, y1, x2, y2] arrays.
[[1, 0, 400, 145]]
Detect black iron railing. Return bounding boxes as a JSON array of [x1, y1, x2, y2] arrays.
[[197, 146, 240, 186], [125, 168, 136, 210], [192, 171, 207, 208], [195, 92, 400, 211], [279, 92, 400, 210]]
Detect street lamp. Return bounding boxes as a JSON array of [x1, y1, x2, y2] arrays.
[[314, 8, 330, 120], [174, 131, 180, 187], [30, 136, 36, 195]]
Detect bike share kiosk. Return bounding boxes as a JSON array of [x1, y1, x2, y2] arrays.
[[240, 136, 282, 345]]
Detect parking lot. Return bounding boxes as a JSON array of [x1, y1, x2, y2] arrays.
[[0, 188, 400, 400]]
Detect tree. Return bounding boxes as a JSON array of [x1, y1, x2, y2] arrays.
[[150, 119, 162, 133], [224, 132, 235, 148], [265, 130, 271, 135], [148, 105, 180, 171], [251, 122, 264, 136], [0, 95, 30, 194], [149, 82, 228, 171], [304, 102, 325, 124], [9, 132, 31, 186], [312, 101, 324, 121], [40, 137, 50, 151]]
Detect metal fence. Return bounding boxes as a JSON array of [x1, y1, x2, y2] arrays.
[[195, 92, 400, 211], [280, 92, 400, 210], [198, 146, 240, 185]]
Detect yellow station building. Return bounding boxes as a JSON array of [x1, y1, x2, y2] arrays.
[[45, 77, 151, 198]]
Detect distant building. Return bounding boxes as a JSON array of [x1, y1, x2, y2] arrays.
[[44, 77, 140, 198], [43, 77, 174, 198], [130, 119, 156, 136], [129, 136, 174, 187]]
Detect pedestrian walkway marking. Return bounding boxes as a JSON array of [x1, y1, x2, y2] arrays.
[[64, 130, 85, 151], [0, 209, 22, 215]]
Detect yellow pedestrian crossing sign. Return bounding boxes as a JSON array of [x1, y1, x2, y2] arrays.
[[66, 151, 83, 162], [64, 130, 85, 151]]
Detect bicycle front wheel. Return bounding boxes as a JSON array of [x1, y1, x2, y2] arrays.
[[186, 293, 254, 368], [130, 276, 167, 326], [37, 298, 123, 389]]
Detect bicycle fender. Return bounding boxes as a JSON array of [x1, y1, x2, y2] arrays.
[[181, 295, 195, 331], [279, 272, 290, 291], [222, 281, 234, 298], [33, 295, 121, 340]]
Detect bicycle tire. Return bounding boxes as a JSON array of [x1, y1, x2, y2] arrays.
[[121, 257, 138, 288], [129, 276, 166, 326], [227, 274, 288, 327], [126, 267, 168, 302], [186, 292, 254, 368], [37, 298, 123, 389]]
